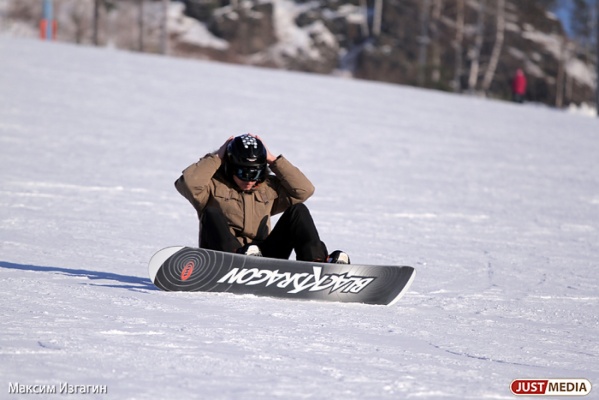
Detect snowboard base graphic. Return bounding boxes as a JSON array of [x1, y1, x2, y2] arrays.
[[149, 247, 415, 306]]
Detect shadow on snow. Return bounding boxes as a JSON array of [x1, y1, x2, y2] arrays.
[[0, 261, 156, 291]]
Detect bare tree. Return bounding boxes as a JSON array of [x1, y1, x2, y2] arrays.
[[429, 0, 444, 85], [359, 0, 369, 37], [453, 0, 465, 92], [467, 0, 486, 92], [418, 0, 431, 86], [596, 0, 599, 116], [68, 1, 89, 44], [556, 38, 567, 107], [482, 0, 505, 93], [93, 0, 100, 45], [93, 1, 116, 46], [138, 0, 145, 52], [373, 0, 383, 37], [160, 0, 169, 55]]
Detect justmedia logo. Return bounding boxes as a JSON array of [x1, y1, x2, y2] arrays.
[[511, 379, 592, 396]]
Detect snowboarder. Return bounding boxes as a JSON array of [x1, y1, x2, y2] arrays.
[[175, 134, 349, 264], [511, 68, 527, 103]]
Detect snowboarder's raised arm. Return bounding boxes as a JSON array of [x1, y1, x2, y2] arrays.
[[269, 155, 315, 205], [174, 153, 221, 210], [251, 134, 314, 204], [174, 137, 233, 209]]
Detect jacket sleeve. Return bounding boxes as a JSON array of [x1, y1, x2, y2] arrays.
[[175, 153, 222, 211], [269, 155, 315, 214]]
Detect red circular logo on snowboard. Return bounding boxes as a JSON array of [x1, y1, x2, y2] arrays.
[[181, 260, 195, 281]]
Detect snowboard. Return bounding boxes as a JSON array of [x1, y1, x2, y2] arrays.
[[149, 247, 415, 306]]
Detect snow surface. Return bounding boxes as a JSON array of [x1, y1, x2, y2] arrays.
[[1, 36, 598, 399]]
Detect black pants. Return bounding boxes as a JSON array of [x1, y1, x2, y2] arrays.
[[513, 93, 524, 103], [200, 204, 328, 261]]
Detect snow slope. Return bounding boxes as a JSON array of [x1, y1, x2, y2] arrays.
[[1, 36, 598, 399]]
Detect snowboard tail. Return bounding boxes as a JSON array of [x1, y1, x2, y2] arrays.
[[149, 247, 415, 306]]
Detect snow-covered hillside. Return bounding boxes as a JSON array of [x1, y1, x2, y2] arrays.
[[0, 37, 597, 399]]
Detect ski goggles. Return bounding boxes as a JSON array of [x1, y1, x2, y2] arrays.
[[234, 166, 265, 182]]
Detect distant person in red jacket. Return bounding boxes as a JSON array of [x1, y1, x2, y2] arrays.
[[511, 68, 527, 103]]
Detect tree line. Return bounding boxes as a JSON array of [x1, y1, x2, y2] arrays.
[[361, 0, 597, 110], [4, 0, 598, 113]]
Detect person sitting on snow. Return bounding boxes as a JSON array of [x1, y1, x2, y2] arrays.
[[175, 134, 349, 264]]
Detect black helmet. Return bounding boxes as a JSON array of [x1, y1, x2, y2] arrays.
[[226, 134, 267, 182]]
